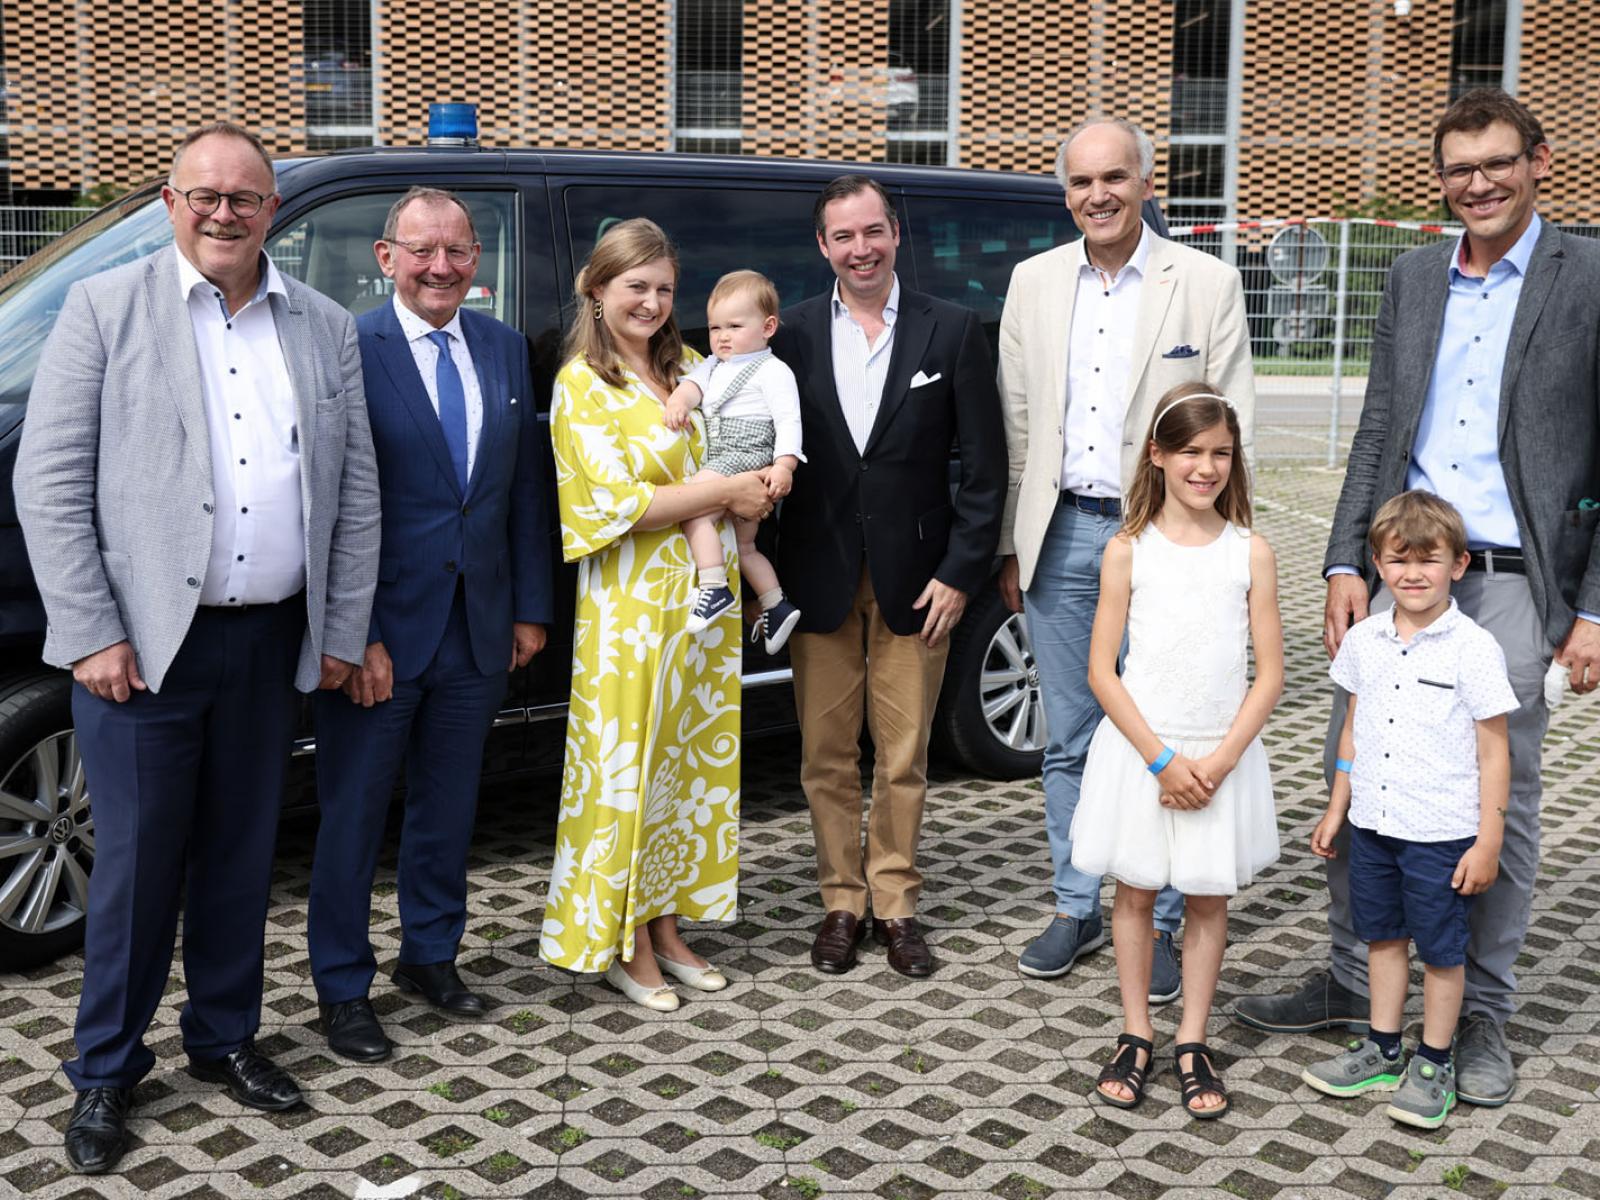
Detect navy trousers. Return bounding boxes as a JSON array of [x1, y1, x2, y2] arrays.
[[65, 600, 303, 1090], [307, 588, 507, 1004]]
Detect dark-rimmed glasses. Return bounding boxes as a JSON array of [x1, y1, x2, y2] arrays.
[[388, 240, 479, 267], [1436, 151, 1527, 191], [170, 187, 272, 218]]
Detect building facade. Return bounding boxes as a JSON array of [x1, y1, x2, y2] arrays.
[[2, 0, 1594, 222]]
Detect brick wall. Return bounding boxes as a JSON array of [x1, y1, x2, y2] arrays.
[[1513, 0, 1600, 223]]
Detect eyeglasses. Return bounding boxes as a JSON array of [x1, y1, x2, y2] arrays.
[[1436, 151, 1527, 190], [389, 240, 479, 267], [170, 187, 271, 218]]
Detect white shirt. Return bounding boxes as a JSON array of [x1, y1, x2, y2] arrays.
[[393, 295, 485, 480], [177, 250, 305, 607], [1329, 600, 1519, 841], [830, 275, 900, 454], [1060, 223, 1151, 497], [684, 350, 805, 462]]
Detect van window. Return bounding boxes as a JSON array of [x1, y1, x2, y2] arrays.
[[905, 195, 1076, 341], [266, 190, 521, 327], [561, 185, 837, 343]]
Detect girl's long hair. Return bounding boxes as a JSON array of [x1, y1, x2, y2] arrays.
[[561, 218, 686, 390], [1121, 380, 1253, 537]]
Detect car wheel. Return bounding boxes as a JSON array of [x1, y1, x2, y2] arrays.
[[938, 587, 1048, 779], [0, 672, 92, 970]]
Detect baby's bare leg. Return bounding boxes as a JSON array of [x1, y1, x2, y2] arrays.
[[734, 515, 780, 596], [685, 467, 729, 574]]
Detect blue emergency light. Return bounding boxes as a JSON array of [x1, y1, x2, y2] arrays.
[[427, 104, 479, 146]]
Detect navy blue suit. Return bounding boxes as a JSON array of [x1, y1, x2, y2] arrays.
[[308, 300, 553, 1003]]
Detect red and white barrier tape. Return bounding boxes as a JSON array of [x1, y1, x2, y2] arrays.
[[1167, 216, 1463, 236]]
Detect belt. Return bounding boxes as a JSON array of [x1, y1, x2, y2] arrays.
[[1466, 548, 1525, 575], [1061, 491, 1121, 519], [199, 590, 305, 613]]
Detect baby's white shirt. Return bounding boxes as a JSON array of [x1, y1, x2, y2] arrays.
[[684, 350, 805, 462]]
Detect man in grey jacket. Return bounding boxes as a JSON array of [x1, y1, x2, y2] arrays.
[[14, 122, 380, 1174], [1233, 90, 1600, 1107]]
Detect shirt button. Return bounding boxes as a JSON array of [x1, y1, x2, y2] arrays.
[[1088, 445, 1095, 451], [1467, 378, 1473, 385], [1090, 406, 1097, 412], [202, 502, 213, 513], [240, 506, 248, 514], [1473, 335, 1481, 342], [186, 576, 199, 587], [239, 458, 247, 465], [228, 596, 237, 603], [226, 323, 233, 330], [1451, 463, 1458, 470], [236, 554, 244, 562], [229, 368, 237, 375], [1459, 419, 1466, 426]]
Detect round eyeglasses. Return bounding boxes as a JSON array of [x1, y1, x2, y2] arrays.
[[170, 187, 271, 218]]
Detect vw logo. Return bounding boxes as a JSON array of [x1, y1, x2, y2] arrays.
[[48, 816, 71, 844]]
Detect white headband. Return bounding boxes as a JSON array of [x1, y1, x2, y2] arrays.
[[1151, 392, 1235, 439]]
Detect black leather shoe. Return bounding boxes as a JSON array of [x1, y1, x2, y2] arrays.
[[64, 1086, 133, 1174], [872, 916, 934, 978], [321, 997, 392, 1063], [1232, 969, 1370, 1034], [392, 960, 487, 1017], [187, 1040, 303, 1111]]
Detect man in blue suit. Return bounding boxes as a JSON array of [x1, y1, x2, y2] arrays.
[[308, 186, 554, 1061]]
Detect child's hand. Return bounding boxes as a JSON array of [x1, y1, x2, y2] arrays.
[[1451, 841, 1501, 894], [766, 462, 794, 500], [1155, 754, 1215, 809], [1310, 809, 1343, 858], [1192, 750, 1237, 794], [663, 398, 694, 432]]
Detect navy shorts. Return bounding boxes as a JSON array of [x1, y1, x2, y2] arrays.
[[1348, 824, 1478, 967]]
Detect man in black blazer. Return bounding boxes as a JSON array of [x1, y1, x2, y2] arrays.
[[1233, 90, 1600, 1107], [771, 175, 1005, 978]]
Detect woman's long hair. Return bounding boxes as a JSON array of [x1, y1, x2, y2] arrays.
[[561, 218, 686, 390], [1121, 380, 1252, 537]]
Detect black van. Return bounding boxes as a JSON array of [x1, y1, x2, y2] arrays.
[[0, 143, 1165, 968]]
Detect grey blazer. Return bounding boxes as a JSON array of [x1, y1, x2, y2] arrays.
[[14, 245, 381, 693], [1326, 222, 1600, 650]]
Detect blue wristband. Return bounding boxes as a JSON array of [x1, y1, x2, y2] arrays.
[[1334, 757, 1355, 773], [1148, 746, 1176, 775]]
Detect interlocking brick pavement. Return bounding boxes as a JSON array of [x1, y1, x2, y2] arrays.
[[2, 465, 1597, 1199]]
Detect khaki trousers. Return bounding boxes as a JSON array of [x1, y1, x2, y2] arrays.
[[789, 564, 951, 919]]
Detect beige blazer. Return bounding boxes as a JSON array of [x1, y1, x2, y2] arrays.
[[996, 233, 1255, 590]]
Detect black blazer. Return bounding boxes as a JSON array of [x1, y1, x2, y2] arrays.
[[770, 286, 1006, 636]]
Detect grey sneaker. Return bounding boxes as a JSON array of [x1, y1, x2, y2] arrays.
[[1232, 969, 1370, 1034], [1149, 930, 1181, 1005], [1455, 1012, 1515, 1106], [1386, 1054, 1456, 1129], [1301, 1037, 1406, 1097], [1017, 913, 1106, 979]]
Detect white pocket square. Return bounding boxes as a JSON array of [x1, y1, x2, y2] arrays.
[[910, 370, 942, 388]]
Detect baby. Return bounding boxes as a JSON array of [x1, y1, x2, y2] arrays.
[[665, 270, 804, 654]]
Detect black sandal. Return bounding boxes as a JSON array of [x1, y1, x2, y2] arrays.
[[1174, 1041, 1230, 1119], [1095, 1033, 1154, 1109]]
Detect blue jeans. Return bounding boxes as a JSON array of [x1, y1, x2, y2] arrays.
[[1024, 501, 1184, 933]]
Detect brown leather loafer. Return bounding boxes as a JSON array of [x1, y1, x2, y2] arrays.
[[873, 916, 933, 977], [811, 910, 865, 974]]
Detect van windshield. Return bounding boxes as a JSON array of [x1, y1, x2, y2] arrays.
[[0, 188, 172, 415]]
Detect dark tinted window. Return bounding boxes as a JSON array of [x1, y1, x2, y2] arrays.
[[562, 184, 838, 343], [905, 195, 1076, 348]]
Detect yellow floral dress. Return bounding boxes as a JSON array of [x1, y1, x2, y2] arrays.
[[541, 353, 742, 973]]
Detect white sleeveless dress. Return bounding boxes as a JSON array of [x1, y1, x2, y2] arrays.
[[1069, 522, 1280, 896]]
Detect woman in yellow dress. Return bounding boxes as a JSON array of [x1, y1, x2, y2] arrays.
[[541, 219, 770, 1011]]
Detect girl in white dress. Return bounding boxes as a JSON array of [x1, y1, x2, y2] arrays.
[[1070, 381, 1283, 1119]]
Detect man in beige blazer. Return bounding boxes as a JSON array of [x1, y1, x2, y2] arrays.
[[996, 117, 1255, 995]]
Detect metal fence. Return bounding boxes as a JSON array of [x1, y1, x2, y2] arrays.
[[0, 206, 94, 270], [1170, 218, 1600, 466]]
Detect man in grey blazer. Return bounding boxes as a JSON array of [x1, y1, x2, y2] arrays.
[[996, 118, 1255, 998], [1234, 90, 1600, 1107], [14, 122, 380, 1174]]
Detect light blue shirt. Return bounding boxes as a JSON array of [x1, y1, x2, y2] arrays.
[[1405, 213, 1542, 549]]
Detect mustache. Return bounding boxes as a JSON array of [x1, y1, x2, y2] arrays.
[[198, 220, 246, 238]]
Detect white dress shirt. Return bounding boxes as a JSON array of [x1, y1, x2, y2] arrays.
[[684, 350, 806, 462], [830, 275, 901, 454], [393, 295, 485, 479], [178, 250, 305, 607], [1060, 222, 1152, 497], [1329, 600, 1519, 841]]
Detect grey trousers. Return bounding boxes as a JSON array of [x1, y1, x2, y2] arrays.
[[1323, 570, 1551, 1025]]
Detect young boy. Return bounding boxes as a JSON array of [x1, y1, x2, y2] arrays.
[[1302, 490, 1517, 1129], [664, 270, 804, 653]]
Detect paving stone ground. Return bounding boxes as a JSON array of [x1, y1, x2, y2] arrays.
[[3, 464, 1598, 1200]]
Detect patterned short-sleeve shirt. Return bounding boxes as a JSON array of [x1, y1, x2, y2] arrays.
[[1329, 599, 1518, 841]]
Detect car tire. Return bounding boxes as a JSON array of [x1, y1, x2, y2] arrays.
[[0, 671, 93, 971], [938, 586, 1048, 780]]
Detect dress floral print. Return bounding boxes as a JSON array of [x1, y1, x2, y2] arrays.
[[542, 353, 741, 973]]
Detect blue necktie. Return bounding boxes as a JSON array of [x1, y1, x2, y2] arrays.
[[427, 330, 470, 492]]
